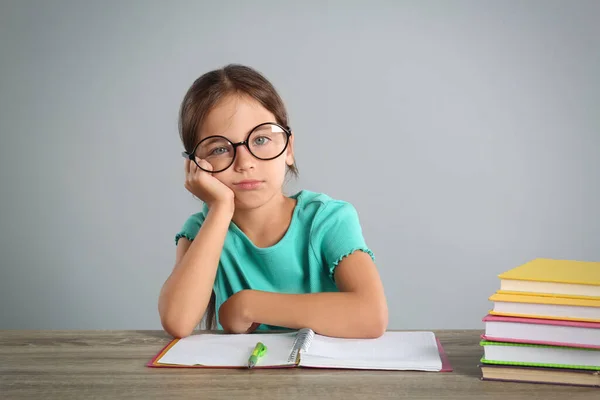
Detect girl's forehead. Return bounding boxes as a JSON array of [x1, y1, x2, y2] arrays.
[[199, 95, 276, 142]]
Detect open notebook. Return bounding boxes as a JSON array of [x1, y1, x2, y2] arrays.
[[148, 328, 452, 371]]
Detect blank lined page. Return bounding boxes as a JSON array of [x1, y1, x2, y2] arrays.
[[299, 331, 443, 371], [157, 332, 297, 367]]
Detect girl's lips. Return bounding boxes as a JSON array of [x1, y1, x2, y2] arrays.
[[234, 180, 264, 190]]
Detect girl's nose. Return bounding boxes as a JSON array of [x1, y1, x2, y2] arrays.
[[233, 145, 255, 171]]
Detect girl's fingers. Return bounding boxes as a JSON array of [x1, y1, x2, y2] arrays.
[[191, 159, 197, 173], [245, 322, 260, 334], [196, 158, 213, 173], [186, 158, 197, 175]]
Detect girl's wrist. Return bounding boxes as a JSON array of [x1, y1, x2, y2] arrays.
[[240, 290, 262, 323], [207, 200, 234, 219]]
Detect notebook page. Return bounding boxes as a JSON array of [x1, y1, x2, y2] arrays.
[[299, 331, 443, 371], [157, 332, 297, 367]]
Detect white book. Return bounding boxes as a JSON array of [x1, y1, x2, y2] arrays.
[[482, 314, 600, 348]]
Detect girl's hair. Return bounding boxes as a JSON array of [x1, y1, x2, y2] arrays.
[[178, 64, 298, 330]]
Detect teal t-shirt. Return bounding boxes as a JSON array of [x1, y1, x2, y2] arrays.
[[174, 190, 375, 331]]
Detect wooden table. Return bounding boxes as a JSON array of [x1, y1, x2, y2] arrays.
[[0, 330, 596, 399]]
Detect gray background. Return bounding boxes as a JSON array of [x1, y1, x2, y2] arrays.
[[1, 0, 598, 330]]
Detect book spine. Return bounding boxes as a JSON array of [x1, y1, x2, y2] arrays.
[[287, 328, 315, 364]]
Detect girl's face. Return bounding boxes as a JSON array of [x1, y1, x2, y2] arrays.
[[198, 94, 294, 210]]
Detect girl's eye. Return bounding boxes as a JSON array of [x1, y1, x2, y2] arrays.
[[210, 147, 229, 156], [253, 136, 271, 146]]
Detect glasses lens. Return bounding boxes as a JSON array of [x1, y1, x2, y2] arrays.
[[195, 137, 234, 171], [248, 124, 288, 160]]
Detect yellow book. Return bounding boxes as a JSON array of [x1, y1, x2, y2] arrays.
[[496, 290, 599, 300], [489, 292, 600, 323], [498, 259, 600, 298]]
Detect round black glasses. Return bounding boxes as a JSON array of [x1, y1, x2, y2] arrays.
[[182, 122, 292, 173]]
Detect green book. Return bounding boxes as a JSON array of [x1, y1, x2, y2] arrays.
[[480, 340, 600, 371]]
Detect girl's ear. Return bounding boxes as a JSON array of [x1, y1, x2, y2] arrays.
[[285, 132, 295, 166]]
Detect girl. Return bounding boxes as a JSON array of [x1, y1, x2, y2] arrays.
[[158, 64, 388, 339]]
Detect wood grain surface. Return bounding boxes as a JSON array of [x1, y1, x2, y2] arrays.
[[0, 330, 596, 399]]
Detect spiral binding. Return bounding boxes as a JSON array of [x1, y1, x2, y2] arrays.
[[287, 328, 315, 364]]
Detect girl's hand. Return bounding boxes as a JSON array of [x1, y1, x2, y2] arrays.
[[218, 290, 259, 334], [184, 158, 234, 211]]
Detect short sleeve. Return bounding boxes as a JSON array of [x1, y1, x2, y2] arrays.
[[174, 212, 206, 245], [310, 201, 375, 280]]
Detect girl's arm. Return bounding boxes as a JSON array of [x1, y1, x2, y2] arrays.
[[158, 204, 233, 338], [229, 251, 388, 338]]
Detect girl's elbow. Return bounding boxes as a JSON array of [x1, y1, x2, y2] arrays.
[[366, 301, 388, 338], [162, 321, 194, 339], [160, 314, 196, 338], [347, 300, 388, 338], [367, 317, 388, 339]]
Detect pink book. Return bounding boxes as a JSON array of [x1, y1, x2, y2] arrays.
[[482, 314, 600, 349]]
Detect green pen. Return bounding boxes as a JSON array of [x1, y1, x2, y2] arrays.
[[247, 342, 267, 369]]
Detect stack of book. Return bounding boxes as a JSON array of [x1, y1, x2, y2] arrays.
[[479, 258, 600, 388]]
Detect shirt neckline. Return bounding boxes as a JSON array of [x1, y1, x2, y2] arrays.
[[221, 190, 306, 254]]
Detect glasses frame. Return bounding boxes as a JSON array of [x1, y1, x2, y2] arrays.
[[181, 122, 292, 173]]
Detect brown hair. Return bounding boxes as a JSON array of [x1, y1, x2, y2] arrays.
[[178, 64, 298, 330]]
